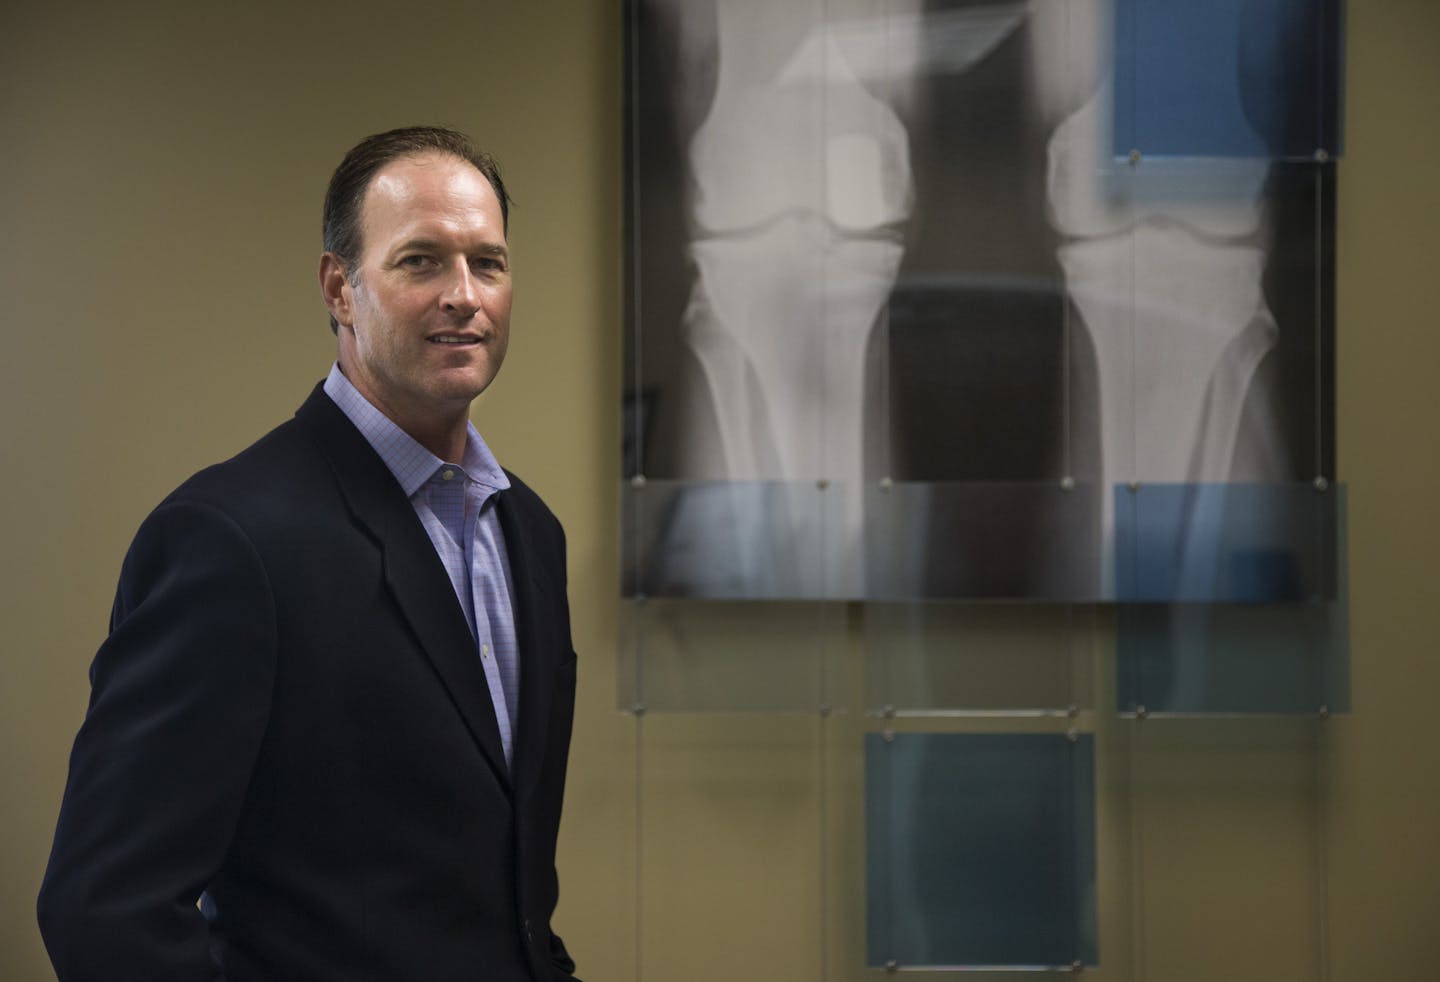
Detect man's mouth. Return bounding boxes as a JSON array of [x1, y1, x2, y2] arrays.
[[428, 334, 483, 345]]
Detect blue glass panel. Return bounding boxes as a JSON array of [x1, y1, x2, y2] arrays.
[[1113, 483, 1341, 604], [1114, 0, 1343, 159], [1117, 485, 1348, 714], [866, 733, 1098, 969], [865, 482, 1100, 602]]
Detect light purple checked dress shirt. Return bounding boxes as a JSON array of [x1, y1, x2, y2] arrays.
[[324, 364, 520, 767]]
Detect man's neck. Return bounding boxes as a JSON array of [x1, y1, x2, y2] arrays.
[[334, 365, 472, 463], [398, 415, 469, 463]]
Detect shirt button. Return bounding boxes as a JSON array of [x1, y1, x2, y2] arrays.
[[442, 469, 455, 481], [481, 643, 490, 659]]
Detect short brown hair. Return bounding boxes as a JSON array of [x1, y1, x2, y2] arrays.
[[321, 126, 511, 333]]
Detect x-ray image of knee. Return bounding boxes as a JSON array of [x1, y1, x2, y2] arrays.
[[625, 0, 1336, 601]]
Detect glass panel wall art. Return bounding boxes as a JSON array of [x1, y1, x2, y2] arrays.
[[624, 0, 1346, 977]]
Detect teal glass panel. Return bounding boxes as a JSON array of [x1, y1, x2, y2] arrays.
[[1117, 486, 1348, 714], [865, 482, 1100, 602], [1117, 602, 1348, 715], [1114, 483, 1341, 603], [866, 732, 1098, 969], [864, 604, 1093, 715]]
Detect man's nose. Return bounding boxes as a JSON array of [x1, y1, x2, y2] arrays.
[[439, 262, 482, 316]]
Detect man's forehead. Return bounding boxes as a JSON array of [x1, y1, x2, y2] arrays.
[[367, 152, 497, 208], [360, 153, 504, 245]]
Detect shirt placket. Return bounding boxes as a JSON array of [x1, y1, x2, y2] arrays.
[[465, 481, 514, 766], [425, 469, 513, 767]]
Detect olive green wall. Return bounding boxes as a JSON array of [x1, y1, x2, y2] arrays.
[[1326, 1, 1440, 977], [1, 2, 1435, 980]]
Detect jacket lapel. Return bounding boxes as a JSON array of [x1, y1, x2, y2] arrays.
[[496, 486, 556, 800], [295, 386, 512, 791]]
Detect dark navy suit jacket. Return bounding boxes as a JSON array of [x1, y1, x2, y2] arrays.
[[39, 385, 580, 982]]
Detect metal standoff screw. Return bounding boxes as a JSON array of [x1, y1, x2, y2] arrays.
[[885, 960, 899, 973], [1135, 704, 1149, 719], [882, 729, 896, 743], [1059, 475, 1075, 492], [631, 703, 646, 717], [878, 476, 894, 493], [818, 704, 832, 718], [629, 473, 647, 489], [1128, 480, 1141, 493], [1071, 960, 1085, 973], [1068, 704, 1080, 719], [1066, 729, 1079, 744], [1314, 148, 1330, 163], [1319, 705, 1331, 719], [882, 704, 896, 719], [817, 478, 830, 491], [1128, 148, 1142, 166], [1313, 475, 1330, 492]]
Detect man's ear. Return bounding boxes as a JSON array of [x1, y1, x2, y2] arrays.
[[319, 252, 355, 329]]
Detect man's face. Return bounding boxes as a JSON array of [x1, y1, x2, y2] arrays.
[[328, 152, 511, 429]]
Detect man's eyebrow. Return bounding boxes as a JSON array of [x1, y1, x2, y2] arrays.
[[391, 238, 508, 258]]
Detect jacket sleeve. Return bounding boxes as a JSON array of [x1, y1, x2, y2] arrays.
[[38, 498, 277, 981], [550, 929, 580, 981]]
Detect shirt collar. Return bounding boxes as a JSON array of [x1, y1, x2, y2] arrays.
[[322, 363, 511, 499]]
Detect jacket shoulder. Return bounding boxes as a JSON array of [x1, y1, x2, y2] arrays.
[[163, 416, 325, 516], [152, 387, 360, 544]]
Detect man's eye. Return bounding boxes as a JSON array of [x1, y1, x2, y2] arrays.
[[400, 255, 433, 269], [472, 257, 506, 273]]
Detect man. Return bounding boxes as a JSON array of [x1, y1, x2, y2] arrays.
[[38, 127, 581, 982]]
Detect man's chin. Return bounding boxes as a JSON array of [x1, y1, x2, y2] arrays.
[[429, 370, 499, 406]]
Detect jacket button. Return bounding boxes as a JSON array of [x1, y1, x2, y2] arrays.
[[523, 917, 533, 944]]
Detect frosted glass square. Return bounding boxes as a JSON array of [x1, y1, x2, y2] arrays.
[[864, 604, 1094, 715], [866, 732, 1098, 969], [865, 482, 1100, 602], [1117, 484, 1348, 714], [622, 480, 844, 600], [619, 598, 844, 713]]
